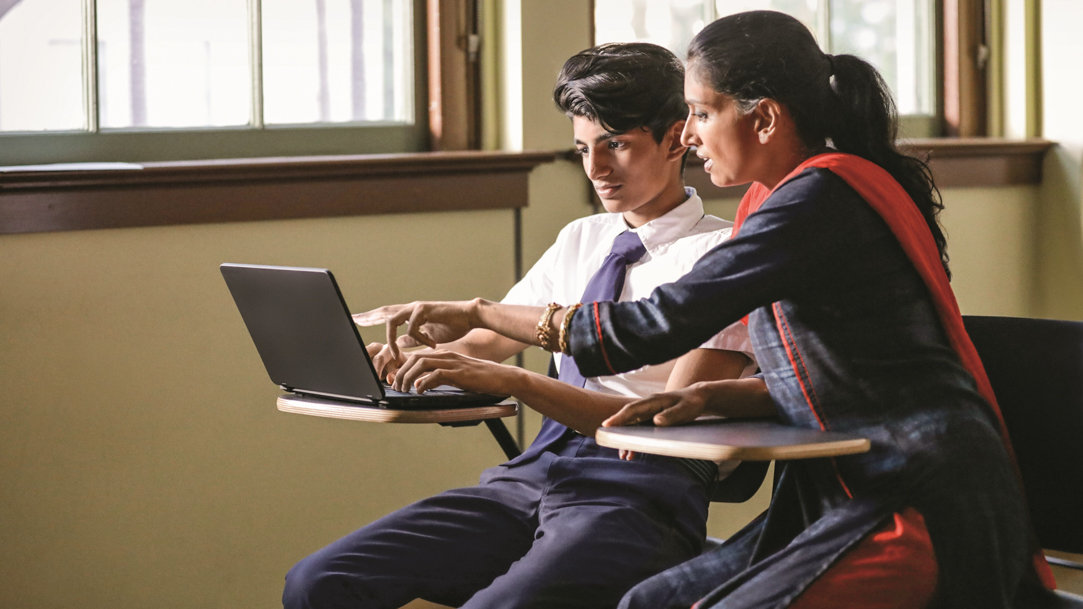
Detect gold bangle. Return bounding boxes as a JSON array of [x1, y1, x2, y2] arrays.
[[558, 303, 583, 354], [536, 302, 561, 351]]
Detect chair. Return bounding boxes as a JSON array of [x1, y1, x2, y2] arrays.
[[964, 315, 1083, 605]]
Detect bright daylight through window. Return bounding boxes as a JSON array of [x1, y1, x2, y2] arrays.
[[0, 0, 415, 134], [594, 0, 936, 120]]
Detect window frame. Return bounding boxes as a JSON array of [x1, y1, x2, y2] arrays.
[[0, 0, 436, 166]]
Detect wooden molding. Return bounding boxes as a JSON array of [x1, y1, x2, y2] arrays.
[[904, 137, 1053, 187], [682, 138, 1053, 195], [0, 151, 556, 235], [0, 140, 1053, 236]]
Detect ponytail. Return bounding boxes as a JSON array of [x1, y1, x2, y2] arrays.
[[828, 54, 949, 278]]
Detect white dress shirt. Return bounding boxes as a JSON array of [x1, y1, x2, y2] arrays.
[[502, 187, 755, 398]]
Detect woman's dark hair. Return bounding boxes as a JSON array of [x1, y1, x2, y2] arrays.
[[687, 11, 950, 276], [554, 42, 687, 143]]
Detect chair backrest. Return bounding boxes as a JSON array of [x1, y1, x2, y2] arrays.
[[963, 315, 1083, 555]]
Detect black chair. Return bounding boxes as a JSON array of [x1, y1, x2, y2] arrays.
[[964, 315, 1083, 605]]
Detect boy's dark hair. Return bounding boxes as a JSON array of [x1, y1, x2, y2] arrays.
[[553, 42, 687, 142]]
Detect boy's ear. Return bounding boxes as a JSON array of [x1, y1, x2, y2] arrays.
[[752, 99, 784, 144], [665, 120, 688, 160]]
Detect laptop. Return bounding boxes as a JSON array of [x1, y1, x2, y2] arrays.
[[220, 262, 509, 409]]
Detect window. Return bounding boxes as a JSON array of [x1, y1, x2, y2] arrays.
[[0, 0, 425, 164], [593, 0, 939, 137]]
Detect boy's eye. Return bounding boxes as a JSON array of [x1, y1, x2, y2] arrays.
[[575, 146, 589, 156], [608, 140, 625, 150]]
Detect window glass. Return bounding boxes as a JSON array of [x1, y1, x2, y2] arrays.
[[595, 0, 935, 118], [0, 0, 85, 132], [97, 0, 250, 129], [593, 0, 708, 58], [262, 0, 414, 125], [0, 0, 415, 137], [828, 0, 934, 116]]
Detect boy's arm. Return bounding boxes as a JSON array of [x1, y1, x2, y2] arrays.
[[392, 347, 760, 436]]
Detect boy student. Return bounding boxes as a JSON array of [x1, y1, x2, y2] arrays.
[[283, 42, 755, 609]]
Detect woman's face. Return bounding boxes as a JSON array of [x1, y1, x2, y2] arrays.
[[680, 68, 761, 188]]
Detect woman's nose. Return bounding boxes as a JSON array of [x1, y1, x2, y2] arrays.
[[680, 120, 697, 148]]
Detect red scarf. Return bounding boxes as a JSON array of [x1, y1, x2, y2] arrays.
[[733, 152, 1055, 588]]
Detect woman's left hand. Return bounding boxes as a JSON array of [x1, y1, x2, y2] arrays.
[[603, 383, 710, 429], [602, 384, 712, 460]]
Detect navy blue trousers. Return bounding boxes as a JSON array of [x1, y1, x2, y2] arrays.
[[282, 435, 709, 609]]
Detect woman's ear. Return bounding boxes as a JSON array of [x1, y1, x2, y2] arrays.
[[665, 119, 689, 160], [752, 99, 785, 144]]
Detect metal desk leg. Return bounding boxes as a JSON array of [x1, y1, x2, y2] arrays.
[[484, 418, 521, 460]]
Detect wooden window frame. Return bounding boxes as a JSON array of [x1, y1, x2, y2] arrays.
[[0, 0, 433, 165]]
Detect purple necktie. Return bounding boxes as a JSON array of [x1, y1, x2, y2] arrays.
[[558, 230, 647, 386], [509, 230, 646, 464]]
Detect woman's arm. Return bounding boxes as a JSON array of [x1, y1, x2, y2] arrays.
[[353, 299, 551, 359], [565, 173, 847, 377]]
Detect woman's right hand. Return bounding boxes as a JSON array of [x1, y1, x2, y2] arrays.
[[353, 299, 480, 360]]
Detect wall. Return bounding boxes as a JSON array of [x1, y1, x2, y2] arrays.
[[1035, 0, 1083, 591], [0, 210, 518, 609], [1036, 0, 1083, 321]]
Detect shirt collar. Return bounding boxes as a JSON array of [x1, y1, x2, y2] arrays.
[[629, 187, 705, 253]]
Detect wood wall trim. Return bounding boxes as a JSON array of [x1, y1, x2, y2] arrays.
[[0, 140, 1052, 236], [904, 137, 1053, 187], [682, 138, 1054, 195], [0, 150, 556, 235]]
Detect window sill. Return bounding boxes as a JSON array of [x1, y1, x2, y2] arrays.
[[0, 140, 1053, 236], [682, 138, 1055, 196], [0, 150, 558, 235]]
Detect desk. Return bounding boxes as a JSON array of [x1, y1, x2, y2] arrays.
[[595, 418, 870, 461], [277, 393, 522, 459]]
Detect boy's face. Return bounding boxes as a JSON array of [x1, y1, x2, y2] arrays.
[[572, 116, 684, 226]]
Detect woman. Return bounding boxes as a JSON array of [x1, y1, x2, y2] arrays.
[[369, 11, 1056, 609]]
